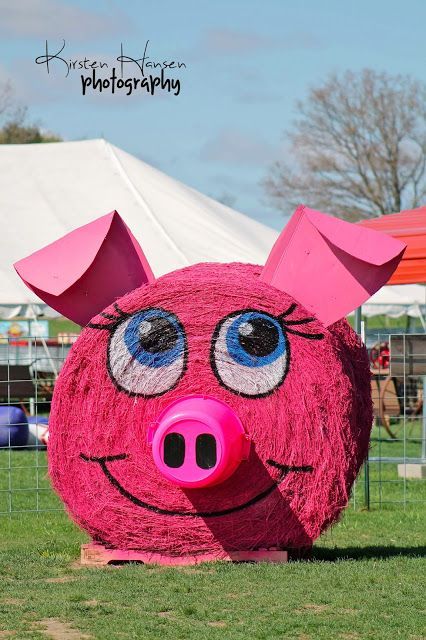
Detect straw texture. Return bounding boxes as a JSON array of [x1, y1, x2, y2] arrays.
[[49, 262, 372, 554]]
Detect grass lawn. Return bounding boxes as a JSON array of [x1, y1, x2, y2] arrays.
[[0, 509, 424, 639], [0, 425, 425, 639]]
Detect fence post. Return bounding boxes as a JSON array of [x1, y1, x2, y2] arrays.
[[422, 376, 426, 461], [355, 307, 370, 508], [354, 307, 362, 336], [364, 459, 370, 509]]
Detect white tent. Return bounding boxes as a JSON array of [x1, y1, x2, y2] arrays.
[[361, 284, 426, 318], [2, 138, 424, 325], [0, 139, 278, 308], [346, 284, 426, 324]]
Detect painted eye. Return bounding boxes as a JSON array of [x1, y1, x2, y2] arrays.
[[211, 310, 289, 397], [108, 308, 187, 397]]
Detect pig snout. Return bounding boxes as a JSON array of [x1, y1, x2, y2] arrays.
[[148, 395, 250, 488]]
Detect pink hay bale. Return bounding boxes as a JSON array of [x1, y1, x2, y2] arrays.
[[49, 262, 372, 555]]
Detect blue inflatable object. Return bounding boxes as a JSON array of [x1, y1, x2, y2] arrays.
[[27, 415, 49, 426], [0, 406, 29, 448]]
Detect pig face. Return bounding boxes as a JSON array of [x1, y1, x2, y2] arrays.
[[49, 262, 372, 554]]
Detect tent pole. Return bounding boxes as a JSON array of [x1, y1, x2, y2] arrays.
[[28, 304, 57, 378]]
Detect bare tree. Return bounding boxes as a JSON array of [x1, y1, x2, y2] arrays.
[[0, 80, 61, 144], [0, 80, 14, 123], [214, 192, 237, 208], [264, 70, 426, 220], [0, 117, 62, 144]]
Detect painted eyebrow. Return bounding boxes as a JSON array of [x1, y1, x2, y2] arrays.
[[278, 304, 324, 340], [86, 303, 130, 331]]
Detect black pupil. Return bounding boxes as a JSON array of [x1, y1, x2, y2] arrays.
[[238, 317, 279, 357], [139, 316, 177, 353]]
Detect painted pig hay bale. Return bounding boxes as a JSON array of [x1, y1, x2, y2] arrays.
[[49, 263, 372, 555]]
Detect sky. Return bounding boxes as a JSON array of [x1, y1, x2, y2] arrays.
[[0, 0, 425, 230]]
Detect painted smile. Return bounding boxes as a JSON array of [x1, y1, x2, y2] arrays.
[[80, 453, 313, 518]]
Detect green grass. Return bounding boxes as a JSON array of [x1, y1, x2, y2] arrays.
[[0, 509, 424, 639], [347, 314, 425, 331], [47, 318, 80, 337], [0, 430, 425, 639]]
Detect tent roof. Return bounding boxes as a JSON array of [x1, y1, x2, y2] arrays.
[[358, 283, 426, 318], [0, 139, 278, 304], [359, 206, 426, 285]]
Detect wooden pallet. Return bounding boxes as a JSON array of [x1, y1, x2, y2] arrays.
[[81, 542, 289, 566]]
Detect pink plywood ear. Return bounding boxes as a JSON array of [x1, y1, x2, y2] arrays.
[[260, 205, 406, 326], [14, 211, 154, 326]]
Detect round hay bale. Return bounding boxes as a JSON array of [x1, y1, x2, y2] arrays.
[[49, 263, 372, 555]]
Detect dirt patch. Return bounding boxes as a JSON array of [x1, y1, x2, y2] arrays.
[[0, 632, 14, 638], [1, 598, 23, 606], [226, 592, 250, 599], [70, 560, 123, 572], [83, 600, 98, 607], [179, 567, 216, 575], [339, 634, 360, 640], [45, 576, 77, 584], [336, 608, 358, 615], [35, 619, 92, 639], [208, 621, 227, 628], [296, 603, 330, 614], [156, 610, 178, 621]]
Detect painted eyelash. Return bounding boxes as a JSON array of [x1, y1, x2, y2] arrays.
[[86, 303, 130, 331], [279, 305, 324, 340], [87, 302, 323, 341]]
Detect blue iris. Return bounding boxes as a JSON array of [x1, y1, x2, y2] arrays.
[[225, 312, 286, 368], [123, 309, 185, 368]]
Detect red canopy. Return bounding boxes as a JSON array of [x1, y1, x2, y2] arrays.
[[359, 206, 426, 285]]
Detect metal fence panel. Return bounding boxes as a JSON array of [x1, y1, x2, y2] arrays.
[[0, 336, 73, 514], [356, 331, 426, 509], [0, 332, 425, 515]]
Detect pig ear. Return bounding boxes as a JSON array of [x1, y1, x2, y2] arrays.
[[14, 211, 155, 326], [260, 205, 406, 327]]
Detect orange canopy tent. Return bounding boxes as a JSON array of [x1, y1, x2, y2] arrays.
[[359, 206, 426, 285]]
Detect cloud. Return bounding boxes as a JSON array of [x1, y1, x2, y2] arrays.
[[0, 0, 130, 40], [203, 28, 277, 55], [220, 66, 285, 104], [199, 129, 281, 167], [184, 28, 324, 60]]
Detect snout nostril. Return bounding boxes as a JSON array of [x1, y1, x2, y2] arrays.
[[196, 434, 217, 469], [151, 395, 249, 488], [163, 433, 185, 468]]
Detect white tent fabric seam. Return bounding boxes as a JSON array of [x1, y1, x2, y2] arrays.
[[105, 140, 190, 265]]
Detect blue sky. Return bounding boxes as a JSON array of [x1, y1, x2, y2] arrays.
[[0, 0, 425, 230]]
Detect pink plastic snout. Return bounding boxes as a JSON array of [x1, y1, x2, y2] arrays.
[[148, 395, 250, 488]]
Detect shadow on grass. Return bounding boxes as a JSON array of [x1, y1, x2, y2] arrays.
[[311, 545, 426, 562]]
